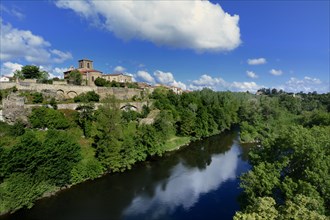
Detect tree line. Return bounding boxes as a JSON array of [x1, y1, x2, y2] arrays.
[[0, 87, 329, 218]]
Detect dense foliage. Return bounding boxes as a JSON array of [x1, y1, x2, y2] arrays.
[[0, 86, 329, 218], [94, 77, 139, 88], [74, 91, 100, 103], [234, 90, 330, 219], [67, 70, 82, 85]]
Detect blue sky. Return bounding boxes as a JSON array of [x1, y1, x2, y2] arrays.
[[1, 0, 329, 93]]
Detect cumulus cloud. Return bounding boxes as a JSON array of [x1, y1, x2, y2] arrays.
[[230, 81, 261, 92], [188, 74, 263, 93], [189, 74, 226, 90], [136, 70, 155, 84], [247, 58, 266, 65], [246, 71, 258, 79], [113, 65, 126, 73], [0, 62, 23, 76], [154, 70, 175, 84], [48, 67, 68, 79], [280, 76, 329, 93], [55, 0, 241, 52], [0, 19, 72, 64], [153, 70, 186, 90], [270, 69, 283, 76]]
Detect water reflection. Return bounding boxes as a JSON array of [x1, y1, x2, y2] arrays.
[[123, 144, 240, 219], [2, 131, 250, 220]]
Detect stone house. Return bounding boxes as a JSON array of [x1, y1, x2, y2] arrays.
[[102, 73, 132, 83], [0, 76, 10, 82]]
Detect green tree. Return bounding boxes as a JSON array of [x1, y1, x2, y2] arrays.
[[0, 173, 54, 213], [68, 70, 82, 85], [74, 91, 100, 103], [94, 77, 107, 87], [154, 110, 175, 140], [36, 130, 81, 186], [21, 65, 48, 79], [13, 69, 24, 80], [76, 103, 95, 137], [94, 96, 123, 171], [29, 107, 70, 129]]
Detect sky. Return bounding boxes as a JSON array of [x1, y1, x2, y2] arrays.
[[0, 0, 329, 93]]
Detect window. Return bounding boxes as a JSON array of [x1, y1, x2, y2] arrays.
[[92, 76, 94, 81], [87, 63, 90, 69]]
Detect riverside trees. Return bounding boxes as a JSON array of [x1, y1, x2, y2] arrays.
[[235, 91, 330, 219], [0, 87, 329, 217]]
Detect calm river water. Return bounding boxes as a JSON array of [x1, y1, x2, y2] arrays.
[[2, 130, 251, 220]]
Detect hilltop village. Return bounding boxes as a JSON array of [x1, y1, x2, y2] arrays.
[[0, 59, 186, 123], [0, 58, 184, 95]]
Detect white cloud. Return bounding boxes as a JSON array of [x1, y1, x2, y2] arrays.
[[0, 62, 23, 76], [154, 70, 175, 84], [230, 81, 261, 92], [246, 71, 258, 79], [124, 146, 240, 219], [49, 67, 67, 79], [0, 19, 72, 64], [153, 70, 187, 90], [270, 69, 283, 76], [247, 58, 266, 65], [171, 80, 187, 91], [189, 74, 226, 90], [55, 1, 241, 52], [113, 65, 126, 73], [136, 70, 155, 84], [50, 49, 73, 63], [188, 74, 263, 93], [280, 76, 329, 93]]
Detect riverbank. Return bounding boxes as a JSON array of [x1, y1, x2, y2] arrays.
[[0, 135, 193, 217], [1, 130, 251, 220]]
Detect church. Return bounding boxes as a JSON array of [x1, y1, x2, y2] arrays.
[[64, 59, 132, 86]]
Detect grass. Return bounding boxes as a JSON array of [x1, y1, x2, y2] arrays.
[[163, 135, 191, 152]]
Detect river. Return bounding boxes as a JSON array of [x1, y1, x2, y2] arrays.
[[1, 130, 251, 220]]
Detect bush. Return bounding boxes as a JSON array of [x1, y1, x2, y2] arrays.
[[32, 92, 43, 104], [0, 173, 54, 213], [94, 77, 107, 87], [29, 107, 70, 129], [74, 91, 100, 103]]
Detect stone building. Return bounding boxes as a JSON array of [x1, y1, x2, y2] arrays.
[[64, 59, 132, 86], [102, 73, 132, 83], [64, 59, 103, 86]]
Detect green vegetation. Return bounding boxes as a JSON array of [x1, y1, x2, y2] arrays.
[[234, 90, 330, 219], [94, 77, 139, 88], [0, 86, 329, 218], [74, 91, 100, 103], [67, 70, 82, 85]]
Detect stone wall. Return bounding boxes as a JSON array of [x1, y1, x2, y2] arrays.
[[2, 93, 30, 124], [0, 82, 143, 100]]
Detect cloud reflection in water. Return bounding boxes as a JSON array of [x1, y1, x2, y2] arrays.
[[123, 144, 240, 219]]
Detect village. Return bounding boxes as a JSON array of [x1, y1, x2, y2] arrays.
[[0, 58, 184, 95]]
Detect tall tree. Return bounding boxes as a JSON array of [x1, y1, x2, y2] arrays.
[[94, 96, 123, 171], [21, 65, 48, 79], [68, 70, 82, 85]]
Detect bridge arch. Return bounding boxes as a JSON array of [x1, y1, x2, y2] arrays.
[[67, 91, 78, 98], [120, 104, 138, 111], [56, 89, 65, 99]]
